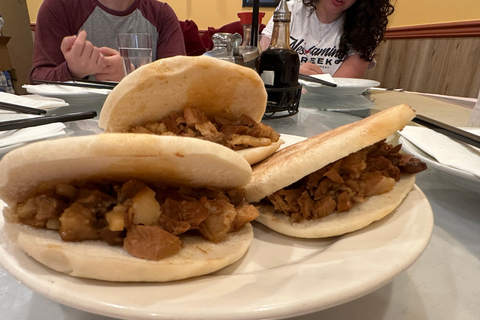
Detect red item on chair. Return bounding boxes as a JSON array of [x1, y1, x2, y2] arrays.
[[237, 12, 266, 25]]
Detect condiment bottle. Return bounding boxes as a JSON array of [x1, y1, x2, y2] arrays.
[[257, 0, 299, 105], [203, 33, 235, 63], [237, 12, 265, 48]]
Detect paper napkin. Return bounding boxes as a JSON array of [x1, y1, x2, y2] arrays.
[[0, 92, 69, 112], [23, 84, 111, 95], [0, 119, 67, 150], [399, 126, 480, 177]]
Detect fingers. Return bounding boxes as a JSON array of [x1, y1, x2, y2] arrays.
[[96, 54, 126, 82], [60, 35, 77, 55], [92, 46, 106, 67], [62, 31, 124, 80], [299, 63, 324, 75], [69, 30, 88, 58], [98, 46, 120, 56], [62, 31, 109, 78]]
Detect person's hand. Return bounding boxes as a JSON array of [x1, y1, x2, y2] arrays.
[[95, 47, 126, 82], [60, 30, 106, 78], [299, 62, 324, 75]]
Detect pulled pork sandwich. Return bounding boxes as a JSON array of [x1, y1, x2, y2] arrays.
[[0, 134, 259, 282], [244, 104, 427, 238], [98, 55, 282, 165]]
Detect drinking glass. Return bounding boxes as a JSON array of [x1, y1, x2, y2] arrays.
[[117, 33, 152, 75]]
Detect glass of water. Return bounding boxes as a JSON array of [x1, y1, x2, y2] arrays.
[[117, 33, 152, 75]]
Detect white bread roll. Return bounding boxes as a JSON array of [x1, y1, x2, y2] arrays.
[[0, 134, 252, 203], [3, 217, 253, 282], [245, 104, 416, 202], [97, 56, 279, 165], [0, 134, 255, 281], [244, 104, 419, 238], [99, 56, 267, 132], [254, 175, 416, 238]]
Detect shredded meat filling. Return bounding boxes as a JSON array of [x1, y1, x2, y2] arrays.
[[129, 107, 280, 150], [10, 180, 259, 261], [267, 140, 427, 222]]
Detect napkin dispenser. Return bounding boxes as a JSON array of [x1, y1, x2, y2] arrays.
[[203, 33, 259, 70]]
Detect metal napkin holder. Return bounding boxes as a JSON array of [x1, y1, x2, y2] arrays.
[[263, 84, 302, 119]]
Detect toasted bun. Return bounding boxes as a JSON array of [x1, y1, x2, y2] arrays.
[[244, 104, 416, 203], [3, 219, 253, 282], [0, 134, 252, 203], [237, 139, 284, 165], [244, 104, 417, 238], [255, 175, 416, 238], [99, 56, 268, 132], [0, 134, 254, 281], [0, 134, 252, 204]]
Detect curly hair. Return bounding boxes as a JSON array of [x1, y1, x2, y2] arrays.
[[302, 0, 395, 61]]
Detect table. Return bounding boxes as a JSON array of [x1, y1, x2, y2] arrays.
[[1, 90, 479, 320]]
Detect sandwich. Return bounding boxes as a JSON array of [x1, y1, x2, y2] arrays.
[[243, 104, 427, 238], [98, 55, 282, 165], [0, 134, 259, 281]]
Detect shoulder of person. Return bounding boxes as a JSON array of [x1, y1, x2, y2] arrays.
[[136, 0, 178, 19], [139, 0, 173, 9], [289, 0, 314, 17], [40, 0, 82, 10], [38, 0, 96, 21], [288, 0, 305, 11]]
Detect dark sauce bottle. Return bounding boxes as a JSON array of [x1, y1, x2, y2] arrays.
[[257, 0, 300, 108]]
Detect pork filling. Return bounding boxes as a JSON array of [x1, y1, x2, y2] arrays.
[[6, 180, 259, 260], [129, 107, 280, 150], [266, 140, 427, 222]]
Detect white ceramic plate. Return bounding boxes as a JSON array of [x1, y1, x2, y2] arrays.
[[0, 134, 433, 320], [300, 77, 380, 96], [399, 136, 480, 193]]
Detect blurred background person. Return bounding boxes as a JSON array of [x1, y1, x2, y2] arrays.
[[260, 0, 394, 78], [30, 0, 186, 82]]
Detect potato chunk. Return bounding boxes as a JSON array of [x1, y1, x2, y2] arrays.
[[129, 186, 161, 226], [106, 204, 128, 231]]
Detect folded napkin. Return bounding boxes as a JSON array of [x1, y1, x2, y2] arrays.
[[0, 114, 67, 151], [399, 126, 480, 177], [23, 83, 111, 96], [0, 92, 69, 112]]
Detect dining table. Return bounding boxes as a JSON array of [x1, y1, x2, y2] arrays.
[[0, 88, 479, 320]]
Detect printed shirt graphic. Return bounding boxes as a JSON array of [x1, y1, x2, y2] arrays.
[[262, 0, 349, 76]]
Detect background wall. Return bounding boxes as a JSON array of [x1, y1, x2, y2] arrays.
[[25, 0, 480, 30], [18, 0, 480, 98]]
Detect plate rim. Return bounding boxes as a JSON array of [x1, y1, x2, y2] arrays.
[[300, 77, 380, 95]]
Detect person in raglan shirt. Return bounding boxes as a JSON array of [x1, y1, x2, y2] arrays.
[[260, 0, 394, 78], [30, 0, 186, 82]]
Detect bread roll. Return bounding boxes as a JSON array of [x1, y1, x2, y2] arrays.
[[0, 134, 255, 281], [244, 104, 420, 238]]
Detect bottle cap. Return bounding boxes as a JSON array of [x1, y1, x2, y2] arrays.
[[273, 0, 291, 22]]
